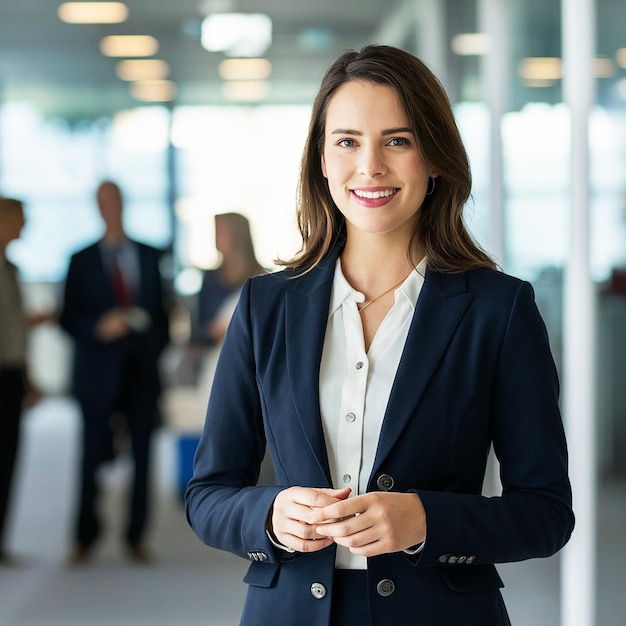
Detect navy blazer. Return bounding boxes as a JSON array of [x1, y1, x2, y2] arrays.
[[185, 248, 574, 626], [60, 240, 169, 409]]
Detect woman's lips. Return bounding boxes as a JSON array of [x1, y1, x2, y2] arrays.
[[351, 188, 399, 207]]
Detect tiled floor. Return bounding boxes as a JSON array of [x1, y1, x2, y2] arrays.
[[1, 395, 624, 625]]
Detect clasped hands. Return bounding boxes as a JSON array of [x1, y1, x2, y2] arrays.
[[270, 486, 426, 557]]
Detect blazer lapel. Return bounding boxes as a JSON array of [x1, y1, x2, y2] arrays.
[[89, 244, 117, 307], [372, 270, 474, 471], [284, 253, 338, 484]]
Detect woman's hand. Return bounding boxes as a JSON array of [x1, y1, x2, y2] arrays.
[[270, 486, 351, 553], [306, 492, 426, 557]]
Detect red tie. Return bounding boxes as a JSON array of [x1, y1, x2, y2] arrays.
[[111, 257, 132, 307]]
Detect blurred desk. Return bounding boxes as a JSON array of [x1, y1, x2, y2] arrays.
[[161, 386, 206, 501]]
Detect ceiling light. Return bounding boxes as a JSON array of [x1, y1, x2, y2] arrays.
[[58, 2, 128, 24], [130, 80, 178, 102], [451, 33, 490, 56], [201, 13, 272, 57], [218, 58, 272, 80], [100, 35, 159, 57], [221, 80, 270, 102], [518, 57, 562, 81], [594, 57, 615, 78], [116, 59, 170, 81]]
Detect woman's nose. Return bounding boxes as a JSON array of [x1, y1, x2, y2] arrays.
[[358, 146, 387, 178]]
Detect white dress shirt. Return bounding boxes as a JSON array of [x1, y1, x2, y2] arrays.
[[319, 257, 426, 569]]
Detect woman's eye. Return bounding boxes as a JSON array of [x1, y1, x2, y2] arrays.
[[388, 137, 410, 147], [337, 138, 357, 148]]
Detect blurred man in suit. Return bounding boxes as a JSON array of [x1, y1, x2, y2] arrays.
[[60, 181, 169, 564]]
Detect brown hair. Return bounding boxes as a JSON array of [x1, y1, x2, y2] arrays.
[[0, 196, 24, 218], [215, 212, 262, 286], [278, 44, 495, 273]]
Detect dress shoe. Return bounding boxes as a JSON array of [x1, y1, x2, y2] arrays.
[[67, 546, 91, 566], [127, 544, 150, 564]]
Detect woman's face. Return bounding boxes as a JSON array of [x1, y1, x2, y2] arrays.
[[321, 80, 434, 243]]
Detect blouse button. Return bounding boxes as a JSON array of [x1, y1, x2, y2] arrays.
[[345, 412, 356, 423], [343, 474, 352, 483], [356, 361, 364, 369]]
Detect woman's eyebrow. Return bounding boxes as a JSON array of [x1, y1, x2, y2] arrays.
[[329, 127, 413, 136], [382, 127, 413, 136], [330, 128, 361, 136]]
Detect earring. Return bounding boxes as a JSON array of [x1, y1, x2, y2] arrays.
[[426, 177, 436, 196]]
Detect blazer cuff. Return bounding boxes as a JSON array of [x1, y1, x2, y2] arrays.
[[265, 528, 296, 554]]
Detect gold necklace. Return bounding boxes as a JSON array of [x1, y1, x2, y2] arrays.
[[357, 273, 412, 312]]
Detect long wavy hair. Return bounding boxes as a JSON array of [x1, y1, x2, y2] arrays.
[[277, 44, 495, 274]]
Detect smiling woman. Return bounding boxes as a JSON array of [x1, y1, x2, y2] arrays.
[[185, 44, 574, 626], [320, 81, 433, 250]]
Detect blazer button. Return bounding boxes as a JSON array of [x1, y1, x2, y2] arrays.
[[310, 582, 327, 599], [376, 474, 394, 491], [376, 579, 395, 597]]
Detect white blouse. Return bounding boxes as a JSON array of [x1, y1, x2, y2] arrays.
[[319, 257, 426, 569]]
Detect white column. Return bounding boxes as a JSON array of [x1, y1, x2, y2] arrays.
[[372, 0, 447, 88], [560, 0, 597, 625], [478, 0, 506, 267], [415, 0, 447, 88], [477, 0, 508, 497]]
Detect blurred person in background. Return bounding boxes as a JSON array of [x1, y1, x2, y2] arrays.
[[192, 212, 264, 348], [185, 45, 574, 625], [0, 197, 53, 564], [189, 212, 264, 393], [59, 181, 170, 565]]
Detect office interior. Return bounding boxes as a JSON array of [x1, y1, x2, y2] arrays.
[[0, 1, 625, 625]]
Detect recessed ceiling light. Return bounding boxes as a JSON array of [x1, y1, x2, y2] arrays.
[[58, 2, 128, 24], [519, 57, 562, 81], [594, 57, 615, 78], [218, 58, 272, 80], [100, 35, 159, 57], [130, 80, 178, 102], [451, 33, 490, 56], [116, 60, 170, 81]]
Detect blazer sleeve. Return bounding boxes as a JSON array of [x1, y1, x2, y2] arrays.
[[415, 281, 575, 567], [59, 251, 103, 343], [185, 278, 285, 562], [140, 244, 171, 356]]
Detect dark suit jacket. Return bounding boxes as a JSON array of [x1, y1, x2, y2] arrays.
[[60, 240, 169, 411], [185, 247, 574, 626]]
